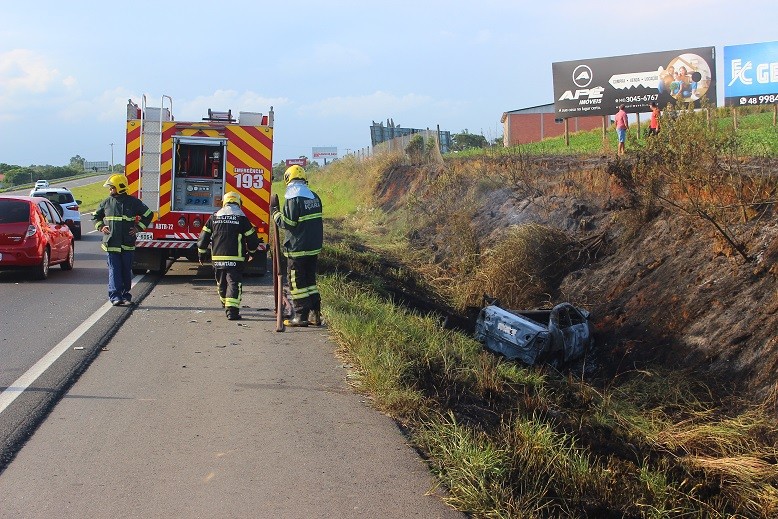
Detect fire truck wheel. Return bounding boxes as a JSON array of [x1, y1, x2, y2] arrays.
[[151, 253, 168, 275]]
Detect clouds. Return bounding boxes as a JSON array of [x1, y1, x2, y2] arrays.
[[1, 1, 777, 166], [0, 49, 77, 119], [297, 91, 432, 119], [172, 90, 290, 122]]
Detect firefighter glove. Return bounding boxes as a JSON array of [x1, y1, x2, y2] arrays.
[[270, 194, 279, 213]]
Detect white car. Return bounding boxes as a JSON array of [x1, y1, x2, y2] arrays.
[[33, 179, 50, 190], [29, 187, 83, 239]]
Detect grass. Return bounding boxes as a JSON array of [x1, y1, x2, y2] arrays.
[[70, 179, 110, 213], [319, 253, 778, 517], [310, 114, 778, 517], [451, 107, 778, 158]]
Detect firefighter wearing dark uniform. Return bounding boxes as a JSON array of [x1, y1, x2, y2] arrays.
[[93, 174, 153, 306], [197, 191, 260, 320], [270, 165, 324, 327]]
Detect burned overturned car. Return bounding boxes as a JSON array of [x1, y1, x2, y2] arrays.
[[474, 301, 594, 366]]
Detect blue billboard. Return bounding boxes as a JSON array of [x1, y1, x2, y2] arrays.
[[724, 41, 778, 106]]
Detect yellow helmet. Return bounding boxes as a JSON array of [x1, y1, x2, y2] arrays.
[[223, 191, 242, 206], [104, 174, 129, 194], [284, 165, 307, 185]]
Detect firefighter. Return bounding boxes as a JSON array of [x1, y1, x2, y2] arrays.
[[93, 173, 154, 306], [197, 191, 260, 320], [270, 165, 324, 327]]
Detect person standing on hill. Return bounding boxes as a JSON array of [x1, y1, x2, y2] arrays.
[[648, 102, 661, 136], [615, 104, 629, 155], [270, 165, 324, 327], [197, 191, 260, 320], [93, 174, 153, 306]]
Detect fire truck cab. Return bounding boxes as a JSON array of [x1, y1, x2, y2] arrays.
[[125, 96, 273, 275]]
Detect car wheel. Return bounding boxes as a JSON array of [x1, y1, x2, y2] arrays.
[[60, 242, 74, 270], [73, 227, 82, 240], [34, 247, 50, 280]]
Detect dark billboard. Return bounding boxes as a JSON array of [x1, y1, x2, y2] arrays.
[[724, 41, 778, 107], [552, 47, 716, 117]]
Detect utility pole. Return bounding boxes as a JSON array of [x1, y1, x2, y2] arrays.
[[110, 143, 115, 171]]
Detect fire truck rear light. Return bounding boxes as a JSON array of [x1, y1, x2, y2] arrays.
[[192, 218, 202, 228], [177, 217, 187, 228]]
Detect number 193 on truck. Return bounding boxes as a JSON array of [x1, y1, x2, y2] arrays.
[[124, 95, 273, 275]]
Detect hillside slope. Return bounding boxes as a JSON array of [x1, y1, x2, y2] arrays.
[[376, 154, 778, 399]]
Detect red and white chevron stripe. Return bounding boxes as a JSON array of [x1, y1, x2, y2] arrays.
[[136, 240, 194, 249]]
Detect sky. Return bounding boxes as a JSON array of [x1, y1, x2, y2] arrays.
[[1, 0, 777, 167]]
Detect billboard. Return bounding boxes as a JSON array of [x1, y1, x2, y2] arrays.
[[312, 147, 337, 159], [285, 158, 308, 167], [724, 41, 778, 107], [84, 161, 110, 172], [552, 47, 716, 117]]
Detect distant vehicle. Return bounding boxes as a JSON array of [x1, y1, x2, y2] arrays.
[[475, 300, 594, 366], [33, 180, 50, 190], [0, 195, 75, 279], [29, 187, 83, 239]]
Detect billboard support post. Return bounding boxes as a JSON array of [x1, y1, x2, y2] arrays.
[[602, 116, 607, 143], [636, 113, 641, 140], [733, 107, 738, 131], [564, 118, 570, 146]]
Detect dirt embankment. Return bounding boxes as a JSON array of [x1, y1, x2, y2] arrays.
[[374, 155, 778, 399]]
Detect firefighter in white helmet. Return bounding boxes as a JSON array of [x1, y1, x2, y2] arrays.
[[197, 191, 260, 320], [270, 165, 324, 327], [93, 173, 153, 306]]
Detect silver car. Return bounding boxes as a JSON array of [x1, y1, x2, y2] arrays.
[[29, 187, 83, 240]]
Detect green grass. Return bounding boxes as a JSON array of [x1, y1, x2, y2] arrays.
[[312, 138, 778, 517], [70, 179, 110, 213], [450, 108, 778, 158]]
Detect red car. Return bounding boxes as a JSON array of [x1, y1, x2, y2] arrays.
[[0, 195, 74, 279]]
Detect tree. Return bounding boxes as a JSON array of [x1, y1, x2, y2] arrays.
[[69, 155, 85, 170], [452, 130, 488, 151]]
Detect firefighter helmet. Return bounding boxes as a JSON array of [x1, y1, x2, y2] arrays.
[[104, 174, 129, 194], [284, 165, 307, 185], [223, 191, 242, 206]]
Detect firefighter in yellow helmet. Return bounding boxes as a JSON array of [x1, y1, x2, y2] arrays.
[[197, 191, 260, 320], [270, 165, 324, 326], [93, 173, 153, 306]]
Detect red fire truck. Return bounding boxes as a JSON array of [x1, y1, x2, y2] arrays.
[[124, 96, 273, 275]]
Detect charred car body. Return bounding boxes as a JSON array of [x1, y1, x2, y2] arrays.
[[475, 301, 593, 366]]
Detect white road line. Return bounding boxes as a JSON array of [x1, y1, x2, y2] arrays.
[[0, 276, 142, 414]]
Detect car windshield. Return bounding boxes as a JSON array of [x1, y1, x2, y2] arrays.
[[0, 200, 31, 223], [32, 191, 75, 205]]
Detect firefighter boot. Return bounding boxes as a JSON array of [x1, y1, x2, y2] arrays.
[[284, 310, 309, 327], [227, 307, 242, 320], [310, 310, 322, 326]]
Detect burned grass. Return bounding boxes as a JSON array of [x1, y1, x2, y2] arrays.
[[319, 234, 778, 518], [315, 115, 778, 516]]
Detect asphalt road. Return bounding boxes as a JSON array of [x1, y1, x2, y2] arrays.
[[0, 230, 108, 392], [0, 260, 463, 518]]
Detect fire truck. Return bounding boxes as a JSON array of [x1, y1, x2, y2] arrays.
[[124, 96, 273, 275]]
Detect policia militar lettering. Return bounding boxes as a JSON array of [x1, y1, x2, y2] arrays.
[[270, 165, 323, 327], [197, 191, 260, 320]]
